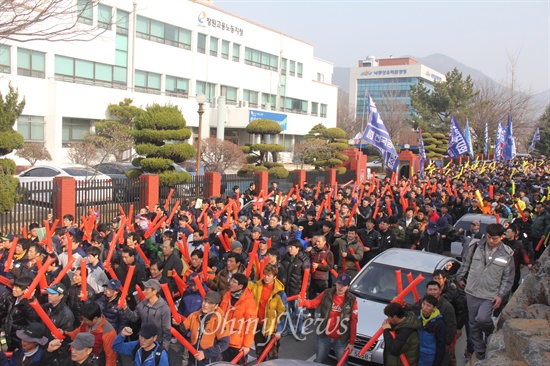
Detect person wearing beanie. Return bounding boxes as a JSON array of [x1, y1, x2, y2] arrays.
[[112, 322, 169, 366]]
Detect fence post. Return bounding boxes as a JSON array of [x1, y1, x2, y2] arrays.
[[254, 171, 269, 196], [140, 174, 159, 210], [205, 172, 221, 197], [53, 177, 76, 223], [325, 168, 337, 188], [293, 169, 306, 188]]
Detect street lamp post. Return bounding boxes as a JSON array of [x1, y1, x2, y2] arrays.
[[195, 94, 206, 197]]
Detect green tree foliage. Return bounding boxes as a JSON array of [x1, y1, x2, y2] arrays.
[[297, 124, 350, 169], [410, 68, 478, 133], [243, 119, 287, 176], [245, 119, 282, 134], [0, 84, 25, 212], [16, 142, 52, 166], [534, 105, 550, 156], [422, 131, 449, 159], [133, 104, 193, 185]]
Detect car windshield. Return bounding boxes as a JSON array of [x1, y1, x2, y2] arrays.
[[349, 262, 430, 303], [63, 167, 98, 177]]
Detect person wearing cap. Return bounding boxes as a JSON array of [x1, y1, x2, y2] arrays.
[[95, 279, 128, 333], [419, 218, 444, 253], [248, 263, 286, 360], [0, 234, 15, 281], [219, 273, 257, 364], [123, 279, 172, 350], [467, 199, 483, 214], [54, 333, 107, 366], [299, 273, 358, 366], [43, 283, 75, 332], [112, 322, 169, 366], [177, 272, 208, 319], [0, 276, 41, 351], [178, 291, 230, 365], [7, 322, 49, 365], [280, 239, 310, 338]]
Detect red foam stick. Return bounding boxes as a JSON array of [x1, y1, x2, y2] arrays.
[[536, 236, 546, 252], [412, 201, 418, 214], [342, 180, 354, 188], [0, 275, 13, 288], [406, 272, 420, 302], [256, 336, 277, 364], [106, 266, 118, 280], [372, 199, 380, 218], [347, 203, 358, 227], [202, 214, 207, 239], [316, 200, 326, 221], [221, 234, 231, 252], [315, 181, 321, 200], [166, 200, 181, 226], [135, 284, 145, 301], [295, 185, 301, 202], [24, 256, 54, 299], [202, 243, 210, 279], [164, 188, 175, 211], [50, 257, 75, 286], [197, 206, 208, 223], [178, 235, 191, 263], [192, 275, 206, 298], [330, 268, 339, 278], [359, 184, 366, 202], [422, 183, 427, 197], [335, 210, 340, 233], [231, 350, 245, 364], [385, 198, 393, 216], [259, 257, 268, 280], [134, 245, 151, 268], [118, 205, 126, 217], [171, 327, 199, 356], [3, 236, 17, 272], [22, 227, 27, 238], [495, 214, 500, 224], [161, 283, 182, 322], [80, 259, 88, 301], [103, 232, 120, 269], [348, 248, 361, 272], [288, 267, 310, 302], [275, 193, 283, 215], [489, 185, 494, 199], [516, 203, 527, 222], [145, 217, 167, 239], [236, 192, 241, 210], [282, 187, 294, 207], [117, 265, 135, 308], [395, 269, 403, 294], [336, 348, 351, 366], [172, 271, 187, 295], [29, 298, 64, 340], [267, 237, 272, 249], [245, 252, 256, 278], [185, 222, 195, 233]]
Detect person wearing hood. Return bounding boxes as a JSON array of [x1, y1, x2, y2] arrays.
[[418, 295, 446, 366], [382, 302, 421, 366], [219, 273, 257, 364], [122, 279, 172, 350]]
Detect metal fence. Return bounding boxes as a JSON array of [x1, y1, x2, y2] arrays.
[[337, 170, 357, 184], [76, 179, 141, 223], [161, 174, 205, 208], [306, 170, 327, 185], [0, 181, 54, 234]]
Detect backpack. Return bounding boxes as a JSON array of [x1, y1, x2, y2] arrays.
[[132, 342, 165, 365]]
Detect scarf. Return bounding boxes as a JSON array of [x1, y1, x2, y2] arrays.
[[421, 308, 441, 326]]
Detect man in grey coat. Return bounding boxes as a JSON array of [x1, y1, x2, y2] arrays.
[[457, 224, 514, 361], [122, 279, 172, 350]]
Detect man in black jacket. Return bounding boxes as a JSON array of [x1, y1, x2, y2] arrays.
[[358, 219, 381, 266], [116, 247, 147, 310], [378, 218, 396, 253], [43, 283, 75, 332], [397, 208, 420, 246], [280, 239, 310, 338]]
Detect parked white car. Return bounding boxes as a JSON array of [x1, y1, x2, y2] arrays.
[[17, 164, 113, 204]]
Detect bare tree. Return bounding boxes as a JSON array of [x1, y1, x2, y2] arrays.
[[377, 86, 411, 143], [336, 90, 361, 138], [294, 139, 333, 169], [198, 137, 245, 172], [66, 141, 99, 166], [15, 142, 51, 165], [0, 0, 107, 42]]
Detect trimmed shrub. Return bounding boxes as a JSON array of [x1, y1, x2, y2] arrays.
[[139, 157, 174, 172], [158, 170, 191, 186], [268, 166, 289, 178], [125, 168, 142, 179], [253, 166, 268, 172], [0, 173, 18, 212], [336, 166, 347, 175], [0, 158, 16, 175], [241, 145, 252, 154], [264, 162, 284, 169], [249, 144, 285, 153], [245, 119, 282, 134]]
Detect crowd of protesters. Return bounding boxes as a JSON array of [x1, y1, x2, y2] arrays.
[[0, 156, 548, 366]]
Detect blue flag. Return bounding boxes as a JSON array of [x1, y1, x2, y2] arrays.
[[503, 114, 516, 161], [495, 119, 505, 162], [464, 119, 474, 159], [447, 116, 469, 158], [529, 127, 540, 152], [418, 129, 426, 179], [361, 94, 399, 172], [484, 121, 489, 158]]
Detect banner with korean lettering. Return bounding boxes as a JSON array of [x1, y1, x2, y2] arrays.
[[418, 129, 427, 179], [447, 116, 469, 158], [464, 119, 474, 159], [529, 127, 540, 152], [503, 114, 516, 162], [495, 119, 505, 162], [361, 94, 399, 172], [484, 121, 489, 158]]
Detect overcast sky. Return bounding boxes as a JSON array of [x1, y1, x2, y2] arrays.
[[216, 0, 550, 94]]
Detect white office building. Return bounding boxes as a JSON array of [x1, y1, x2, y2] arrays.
[[0, 0, 337, 164]]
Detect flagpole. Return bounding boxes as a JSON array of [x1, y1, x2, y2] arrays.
[[360, 88, 369, 149]]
